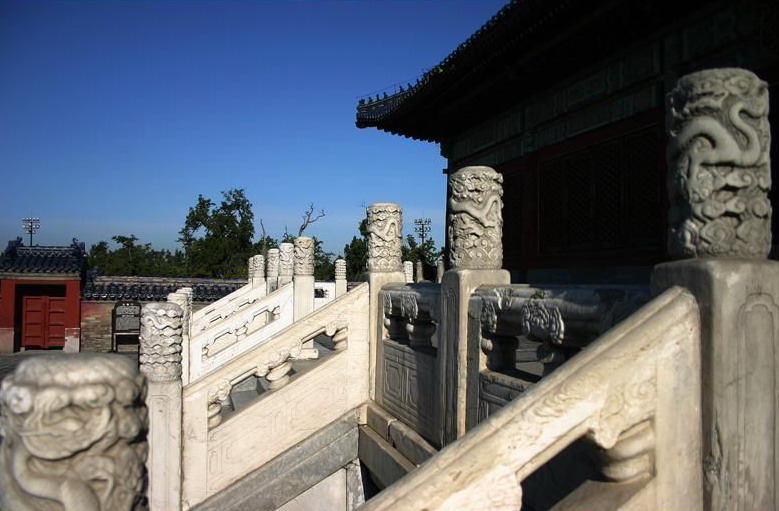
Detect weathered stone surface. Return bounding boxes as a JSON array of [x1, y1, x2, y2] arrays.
[[366, 203, 403, 273], [139, 302, 183, 382], [293, 237, 315, 276], [358, 425, 416, 490], [190, 410, 358, 511], [447, 166, 504, 270], [0, 354, 148, 511], [666, 68, 771, 259]]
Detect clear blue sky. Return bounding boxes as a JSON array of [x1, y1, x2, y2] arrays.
[[0, 0, 507, 256]]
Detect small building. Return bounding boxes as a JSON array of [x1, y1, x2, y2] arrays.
[[357, 0, 778, 284], [0, 238, 86, 352]]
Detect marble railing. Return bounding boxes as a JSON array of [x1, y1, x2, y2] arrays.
[[188, 283, 294, 382], [191, 282, 265, 333], [181, 283, 370, 509], [381, 282, 441, 348], [359, 286, 702, 511]]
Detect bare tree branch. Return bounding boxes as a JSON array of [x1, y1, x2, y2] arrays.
[[298, 203, 326, 236]]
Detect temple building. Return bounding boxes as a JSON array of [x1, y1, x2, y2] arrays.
[[357, 0, 779, 284]]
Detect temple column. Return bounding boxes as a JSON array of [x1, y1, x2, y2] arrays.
[[651, 68, 777, 511], [366, 203, 406, 401], [0, 354, 148, 510], [139, 302, 184, 511], [439, 166, 510, 445]]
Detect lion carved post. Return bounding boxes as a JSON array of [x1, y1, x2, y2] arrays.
[[0, 354, 149, 511], [139, 302, 184, 511], [440, 166, 510, 445], [652, 68, 778, 511]]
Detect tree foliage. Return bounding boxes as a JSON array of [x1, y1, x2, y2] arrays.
[[342, 219, 368, 281], [178, 188, 255, 278], [87, 235, 186, 276]]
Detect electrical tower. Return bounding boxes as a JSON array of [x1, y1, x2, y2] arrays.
[[22, 217, 40, 246]]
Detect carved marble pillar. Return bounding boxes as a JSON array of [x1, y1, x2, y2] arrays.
[[139, 302, 183, 511], [652, 68, 777, 511], [403, 261, 414, 283], [293, 237, 318, 359], [168, 287, 193, 385], [366, 203, 406, 401], [278, 242, 294, 287], [266, 248, 280, 294], [440, 166, 510, 445], [249, 255, 267, 295], [0, 354, 148, 511], [335, 258, 347, 297]]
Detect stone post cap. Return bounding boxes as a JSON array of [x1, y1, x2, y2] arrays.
[[294, 237, 315, 276], [139, 302, 183, 382], [448, 165, 504, 270], [335, 259, 346, 279], [367, 202, 403, 273]]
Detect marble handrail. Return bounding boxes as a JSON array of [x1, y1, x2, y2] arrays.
[[359, 286, 702, 511], [188, 283, 295, 382], [191, 282, 262, 333], [181, 283, 370, 509]]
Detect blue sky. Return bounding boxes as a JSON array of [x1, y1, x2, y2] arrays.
[[0, 0, 507, 256]]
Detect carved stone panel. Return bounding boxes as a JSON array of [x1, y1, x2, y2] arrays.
[[139, 302, 183, 382], [294, 237, 315, 276], [447, 166, 504, 270], [366, 203, 403, 273], [0, 354, 148, 511], [279, 243, 294, 278], [667, 68, 771, 259]]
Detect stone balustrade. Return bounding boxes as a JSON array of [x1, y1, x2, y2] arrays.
[[359, 286, 702, 511]]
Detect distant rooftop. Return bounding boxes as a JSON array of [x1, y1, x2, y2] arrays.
[[82, 275, 246, 302], [0, 238, 86, 275]]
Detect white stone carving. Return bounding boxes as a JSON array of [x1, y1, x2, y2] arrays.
[[367, 203, 403, 273], [519, 297, 564, 344], [335, 259, 346, 280], [447, 166, 504, 270], [667, 68, 771, 258], [294, 237, 315, 276], [248, 255, 265, 279], [279, 243, 294, 278], [140, 302, 183, 382], [403, 261, 414, 283], [0, 354, 148, 511], [267, 249, 280, 278]]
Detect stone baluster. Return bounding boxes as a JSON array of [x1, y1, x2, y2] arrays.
[[441, 166, 510, 445], [266, 248, 280, 294], [335, 258, 347, 297], [249, 254, 267, 296], [415, 260, 424, 282], [278, 242, 294, 287], [651, 68, 777, 511], [403, 260, 414, 282], [0, 354, 148, 511], [140, 302, 184, 511], [293, 237, 318, 359], [168, 287, 193, 385], [366, 203, 406, 401], [436, 261, 445, 283]]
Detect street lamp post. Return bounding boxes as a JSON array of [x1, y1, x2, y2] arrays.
[[414, 218, 431, 244], [22, 217, 40, 246]]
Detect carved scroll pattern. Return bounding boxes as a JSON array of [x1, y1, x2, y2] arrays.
[[519, 299, 564, 345], [248, 255, 265, 279], [266, 249, 280, 278], [293, 237, 315, 276], [367, 203, 403, 272], [334, 259, 346, 280], [140, 302, 183, 382], [667, 68, 772, 258], [0, 355, 148, 511], [448, 166, 504, 270], [278, 243, 294, 277]]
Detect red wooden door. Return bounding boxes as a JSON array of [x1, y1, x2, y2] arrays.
[[22, 296, 66, 348]]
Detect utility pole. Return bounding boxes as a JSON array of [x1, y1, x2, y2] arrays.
[[22, 217, 40, 246], [414, 218, 431, 244]]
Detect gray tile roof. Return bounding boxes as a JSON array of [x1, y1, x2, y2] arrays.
[[0, 238, 86, 274]]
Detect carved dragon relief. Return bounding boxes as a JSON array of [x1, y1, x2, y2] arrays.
[[367, 203, 403, 272], [0, 355, 148, 511], [293, 237, 315, 276], [447, 166, 504, 270], [667, 68, 771, 258]]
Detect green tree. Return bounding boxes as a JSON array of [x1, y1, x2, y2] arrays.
[[343, 219, 368, 281], [313, 237, 335, 281], [87, 235, 187, 276], [178, 188, 255, 277]]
